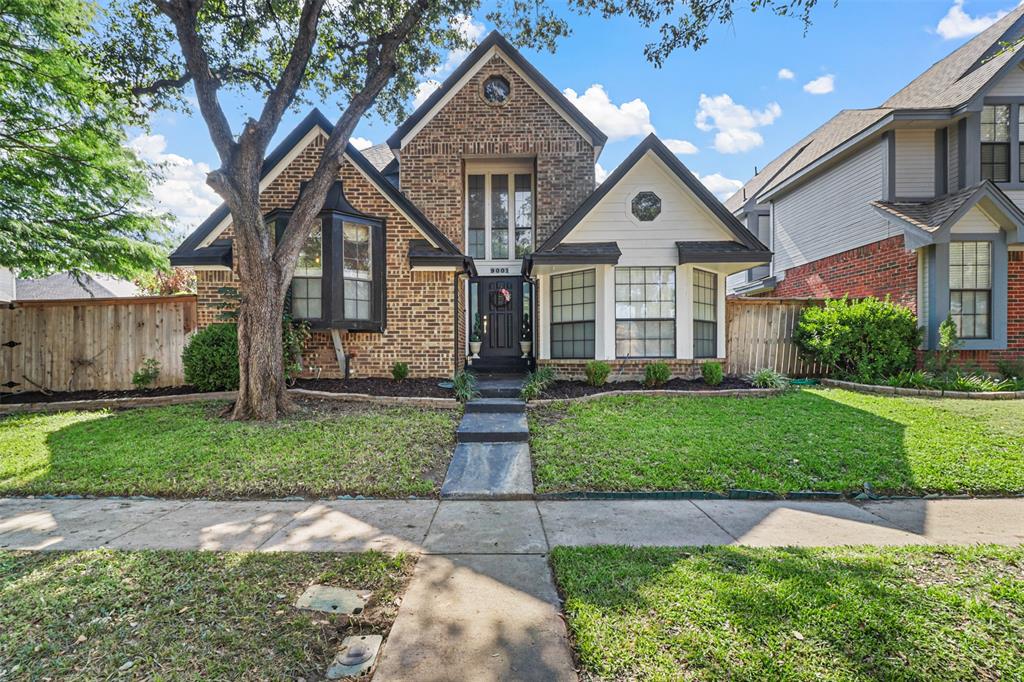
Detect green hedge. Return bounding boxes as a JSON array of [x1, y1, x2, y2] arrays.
[[182, 323, 240, 392]]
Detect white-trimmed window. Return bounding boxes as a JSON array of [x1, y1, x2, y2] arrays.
[[342, 222, 372, 320], [949, 241, 992, 339], [292, 226, 323, 319], [615, 267, 675, 358], [693, 269, 718, 359], [465, 164, 534, 261], [550, 269, 595, 359], [981, 105, 1010, 183]]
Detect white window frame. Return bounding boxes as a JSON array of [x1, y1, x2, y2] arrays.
[[464, 160, 534, 262]]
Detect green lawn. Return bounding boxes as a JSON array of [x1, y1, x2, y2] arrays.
[[0, 400, 458, 498], [551, 545, 1024, 681], [0, 549, 413, 680], [530, 388, 1024, 495]]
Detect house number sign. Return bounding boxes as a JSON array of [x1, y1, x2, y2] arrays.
[[483, 265, 511, 275]]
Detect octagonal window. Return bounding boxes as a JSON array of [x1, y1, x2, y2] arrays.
[[631, 191, 661, 222]]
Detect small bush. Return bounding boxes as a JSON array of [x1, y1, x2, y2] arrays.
[[584, 361, 611, 387], [995, 358, 1024, 380], [886, 369, 931, 390], [131, 358, 161, 389], [451, 370, 477, 403], [748, 367, 788, 390], [392, 362, 410, 381], [182, 323, 240, 392], [701, 361, 723, 386], [644, 362, 671, 388], [521, 366, 556, 401], [793, 296, 922, 383]]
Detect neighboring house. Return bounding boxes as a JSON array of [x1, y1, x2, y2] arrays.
[[727, 8, 1024, 368], [1, 269, 140, 301], [171, 31, 769, 379]]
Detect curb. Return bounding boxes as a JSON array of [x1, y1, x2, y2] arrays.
[[820, 378, 1024, 400], [526, 387, 783, 407]]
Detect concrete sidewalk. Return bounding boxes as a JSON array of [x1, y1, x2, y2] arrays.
[[3, 496, 1022, 681]]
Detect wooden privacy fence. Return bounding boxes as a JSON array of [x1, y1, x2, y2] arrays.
[[726, 297, 829, 377], [0, 295, 197, 395]]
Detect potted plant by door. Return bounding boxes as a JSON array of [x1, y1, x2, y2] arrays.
[[469, 314, 483, 360], [520, 313, 532, 358]]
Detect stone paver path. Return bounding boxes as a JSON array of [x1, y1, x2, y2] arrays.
[[4, 496, 1022, 681]]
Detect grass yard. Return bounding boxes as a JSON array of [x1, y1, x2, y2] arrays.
[[530, 388, 1024, 495], [0, 399, 458, 498], [551, 545, 1024, 681], [0, 549, 414, 680]]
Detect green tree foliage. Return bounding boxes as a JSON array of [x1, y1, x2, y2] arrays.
[[0, 0, 169, 279]]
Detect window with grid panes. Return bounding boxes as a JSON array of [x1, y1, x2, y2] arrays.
[[550, 270, 595, 359], [614, 267, 675, 358], [693, 269, 718, 359], [291, 226, 323, 320], [342, 222, 372, 320], [981, 105, 1010, 183], [949, 241, 992, 339]]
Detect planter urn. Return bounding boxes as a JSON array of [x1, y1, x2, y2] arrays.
[[520, 340, 532, 358]]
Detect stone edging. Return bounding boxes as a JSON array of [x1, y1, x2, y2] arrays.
[[526, 387, 783, 407], [0, 388, 459, 415], [821, 378, 1024, 400]]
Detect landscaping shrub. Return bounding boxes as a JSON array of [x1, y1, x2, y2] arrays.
[[793, 296, 921, 383], [282, 317, 310, 384], [131, 358, 160, 389], [701, 361, 723, 386], [995, 358, 1024, 380], [883, 368, 1023, 392], [521, 367, 556, 401], [584, 360, 611, 387], [748, 367, 788, 389], [886, 369, 931, 390], [182, 323, 240, 391], [643, 362, 671, 388], [451, 370, 477, 403], [392, 362, 410, 381]]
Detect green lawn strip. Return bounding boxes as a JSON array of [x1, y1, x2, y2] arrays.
[[0, 549, 414, 680], [551, 545, 1024, 681], [529, 388, 1024, 495], [0, 400, 458, 498]]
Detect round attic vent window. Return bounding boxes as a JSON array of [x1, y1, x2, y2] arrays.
[[631, 191, 662, 222], [482, 75, 511, 104]]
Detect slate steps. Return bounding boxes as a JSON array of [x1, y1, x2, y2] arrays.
[[474, 376, 525, 399], [440, 442, 533, 499], [456, 412, 529, 443], [464, 398, 526, 414]]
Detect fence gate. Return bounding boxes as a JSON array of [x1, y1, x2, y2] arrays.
[[726, 297, 829, 377]]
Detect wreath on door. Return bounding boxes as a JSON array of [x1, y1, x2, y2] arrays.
[[490, 287, 512, 308]]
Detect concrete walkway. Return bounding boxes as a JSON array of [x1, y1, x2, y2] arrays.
[[3, 496, 1022, 681]]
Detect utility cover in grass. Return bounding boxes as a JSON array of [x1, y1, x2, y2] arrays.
[[295, 585, 371, 615], [326, 634, 383, 679]]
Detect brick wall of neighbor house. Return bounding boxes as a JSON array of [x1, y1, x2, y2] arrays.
[[537, 358, 726, 381], [771, 235, 918, 312], [194, 134, 458, 379], [398, 54, 595, 248]]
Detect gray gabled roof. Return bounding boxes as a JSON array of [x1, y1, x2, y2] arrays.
[[676, 240, 771, 264], [360, 143, 395, 172], [871, 179, 1024, 241], [726, 4, 1024, 213], [15, 273, 140, 300]]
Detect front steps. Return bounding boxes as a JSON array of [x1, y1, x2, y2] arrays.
[[441, 373, 533, 499]]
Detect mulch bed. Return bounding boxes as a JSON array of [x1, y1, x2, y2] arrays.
[[540, 376, 753, 399], [292, 377, 453, 398], [0, 385, 203, 404]]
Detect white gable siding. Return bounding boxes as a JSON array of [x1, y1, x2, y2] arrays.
[[951, 205, 1001, 233], [894, 129, 935, 198], [947, 124, 959, 191], [987, 62, 1024, 96], [772, 138, 894, 274], [565, 153, 734, 265]]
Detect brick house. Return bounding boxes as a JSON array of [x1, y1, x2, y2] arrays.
[[171, 32, 770, 379], [727, 8, 1024, 368]]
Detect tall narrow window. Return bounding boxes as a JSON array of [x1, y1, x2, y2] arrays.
[[467, 175, 485, 259], [1018, 105, 1024, 182], [693, 269, 718, 359], [514, 174, 533, 258], [550, 270, 595, 359], [491, 174, 509, 259], [949, 241, 992, 339], [981, 105, 1010, 183], [292, 227, 323, 320], [615, 267, 675, 358], [342, 222, 372, 320]]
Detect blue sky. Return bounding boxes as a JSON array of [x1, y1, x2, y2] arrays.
[[135, 0, 1023, 239]]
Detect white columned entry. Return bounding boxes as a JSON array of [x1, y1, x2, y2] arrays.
[[596, 265, 615, 360], [536, 273, 550, 359], [677, 264, 694, 360], [717, 270, 728, 359]]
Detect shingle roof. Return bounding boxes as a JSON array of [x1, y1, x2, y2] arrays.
[[360, 143, 394, 172], [676, 240, 771, 263], [726, 5, 1024, 213], [15, 273, 139, 300], [871, 183, 982, 232]]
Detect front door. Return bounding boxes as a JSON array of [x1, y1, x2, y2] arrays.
[[475, 276, 522, 358]]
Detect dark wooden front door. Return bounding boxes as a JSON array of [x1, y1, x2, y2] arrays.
[[476, 277, 522, 358]]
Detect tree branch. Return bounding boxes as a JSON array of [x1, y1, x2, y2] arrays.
[[131, 72, 192, 96]]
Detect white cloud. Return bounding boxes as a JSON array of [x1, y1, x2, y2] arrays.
[[437, 14, 486, 74], [936, 0, 1008, 40], [130, 134, 221, 236], [694, 93, 781, 154], [350, 137, 373, 150], [595, 163, 609, 185], [697, 172, 744, 201], [777, 68, 795, 80], [412, 80, 441, 108], [663, 138, 699, 154], [803, 74, 835, 95], [563, 84, 656, 141]]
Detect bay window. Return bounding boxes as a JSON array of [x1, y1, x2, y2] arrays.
[[550, 269, 595, 359], [615, 267, 675, 358], [693, 269, 718, 358], [949, 241, 992, 339], [342, 222, 372, 320], [465, 168, 533, 261], [981, 104, 1010, 183], [292, 226, 323, 319]]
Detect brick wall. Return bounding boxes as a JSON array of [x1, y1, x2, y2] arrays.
[[194, 134, 459, 379], [772, 235, 918, 311], [398, 53, 595, 248], [537, 358, 727, 381]]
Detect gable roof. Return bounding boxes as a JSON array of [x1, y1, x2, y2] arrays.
[[726, 4, 1024, 213], [14, 273, 140, 300], [537, 134, 767, 253], [170, 109, 459, 267], [385, 31, 607, 151]]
